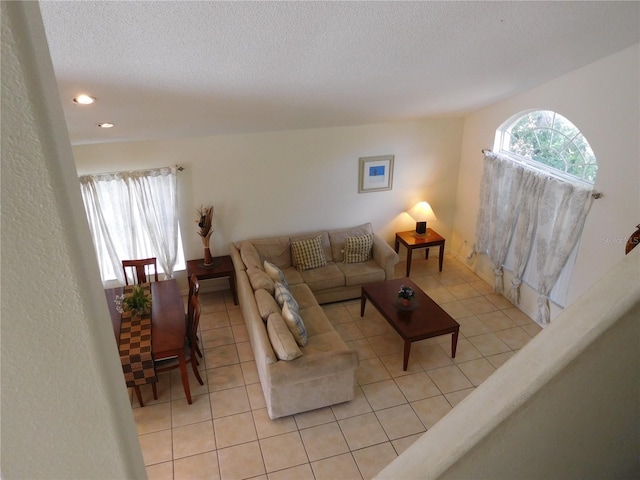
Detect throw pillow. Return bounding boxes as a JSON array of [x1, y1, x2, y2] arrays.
[[255, 288, 280, 322], [274, 282, 299, 311], [247, 267, 275, 294], [282, 301, 308, 346], [264, 260, 288, 287], [342, 233, 373, 263], [291, 235, 327, 271], [266, 313, 303, 361]]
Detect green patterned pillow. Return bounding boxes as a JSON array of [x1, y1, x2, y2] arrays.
[[264, 260, 288, 287], [282, 301, 308, 346], [342, 233, 373, 263], [291, 235, 327, 271], [274, 282, 299, 311]]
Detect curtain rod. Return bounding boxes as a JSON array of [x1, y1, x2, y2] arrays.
[[481, 149, 602, 199], [79, 165, 184, 178]]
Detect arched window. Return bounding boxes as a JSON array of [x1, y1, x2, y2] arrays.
[[496, 110, 597, 184]]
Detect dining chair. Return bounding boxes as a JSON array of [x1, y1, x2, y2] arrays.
[[122, 257, 159, 285], [187, 274, 203, 358], [154, 294, 204, 392]]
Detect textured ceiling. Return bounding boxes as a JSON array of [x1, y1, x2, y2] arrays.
[[39, 1, 639, 145]]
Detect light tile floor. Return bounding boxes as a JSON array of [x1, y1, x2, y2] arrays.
[[134, 254, 541, 480]]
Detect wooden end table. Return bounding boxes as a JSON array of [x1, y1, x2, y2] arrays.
[[186, 255, 238, 305], [395, 228, 445, 277], [361, 278, 459, 371]]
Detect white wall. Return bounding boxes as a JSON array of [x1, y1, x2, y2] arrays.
[[1, 2, 145, 478], [73, 119, 464, 275], [452, 44, 640, 321]]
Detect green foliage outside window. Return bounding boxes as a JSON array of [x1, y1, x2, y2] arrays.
[[501, 110, 598, 183]]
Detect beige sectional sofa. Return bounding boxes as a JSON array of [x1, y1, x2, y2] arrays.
[[230, 223, 399, 418]]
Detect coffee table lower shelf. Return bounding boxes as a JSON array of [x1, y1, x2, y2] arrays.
[[361, 278, 460, 371]]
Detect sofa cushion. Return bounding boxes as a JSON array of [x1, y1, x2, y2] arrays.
[[300, 331, 352, 356], [240, 242, 262, 270], [337, 259, 386, 286], [264, 260, 288, 287], [343, 233, 373, 263], [280, 266, 304, 286], [247, 267, 275, 293], [291, 235, 327, 271], [250, 236, 292, 267], [329, 223, 373, 262], [255, 288, 281, 322], [300, 262, 345, 292], [300, 305, 336, 337], [282, 301, 308, 346], [274, 282, 300, 311], [267, 312, 303, 361], [288, 284, 319, 310]]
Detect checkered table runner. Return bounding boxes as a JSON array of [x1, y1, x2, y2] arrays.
[[119, 284, 157, 387]]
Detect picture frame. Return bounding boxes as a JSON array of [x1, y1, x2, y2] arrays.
[[358, 155, 394, 193]]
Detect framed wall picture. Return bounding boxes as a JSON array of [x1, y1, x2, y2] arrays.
[[358, 155, 394, 193]]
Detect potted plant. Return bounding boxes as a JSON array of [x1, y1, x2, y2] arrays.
[[398, 285, 415, 306], [123, 285, 152, 317]]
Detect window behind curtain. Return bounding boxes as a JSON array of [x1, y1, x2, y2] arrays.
[[79, 167, 185, 285], [483, 110, 597, 315], [497, 109, 598, 184]]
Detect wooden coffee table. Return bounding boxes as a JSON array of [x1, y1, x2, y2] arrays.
[[361, 278, 459, 371]]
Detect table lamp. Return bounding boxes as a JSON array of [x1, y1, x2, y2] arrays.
[[408, 201, 437, 235]]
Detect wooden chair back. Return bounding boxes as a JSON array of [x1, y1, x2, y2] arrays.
[[122, 257, 159, 285], [187, 274, 200, 320], [186, 294, 201, 348]]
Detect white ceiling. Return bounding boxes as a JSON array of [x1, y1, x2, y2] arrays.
[[39, 1, 639, 146]]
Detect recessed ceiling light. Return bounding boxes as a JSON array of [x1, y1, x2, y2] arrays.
[[73, 94, 96, 105], [98, 123, 114, 128]]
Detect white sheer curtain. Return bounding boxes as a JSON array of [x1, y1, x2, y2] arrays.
[[79, 167, 180, 284], [474, 152, 593, 325], [534, 178, 593, 324], [473, 153, 525, 293], [507, 170, 543, 304]]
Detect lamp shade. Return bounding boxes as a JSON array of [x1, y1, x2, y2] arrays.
[[408, 202, 438, 222], [408, 202, 438, 234]]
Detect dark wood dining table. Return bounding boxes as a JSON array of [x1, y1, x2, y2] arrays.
[[105, 279, 194, 404]]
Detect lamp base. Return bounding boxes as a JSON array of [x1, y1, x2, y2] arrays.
[[415, 221, 427, 235]]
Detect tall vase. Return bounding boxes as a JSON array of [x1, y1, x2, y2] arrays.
[[202, 231, 213, 266]]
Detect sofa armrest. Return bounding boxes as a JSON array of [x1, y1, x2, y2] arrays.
[[372, 234, 399, 279]]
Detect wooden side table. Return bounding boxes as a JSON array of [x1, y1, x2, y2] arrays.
[[186, 255, 238, 305], [395, 229, 445, 277]]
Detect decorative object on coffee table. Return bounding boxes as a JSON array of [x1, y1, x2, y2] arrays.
[[196, 205, 214, 266], [394, 284, 418, 310]]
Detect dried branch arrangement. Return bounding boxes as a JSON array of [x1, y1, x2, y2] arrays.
[[196, 205, 214, 237]]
